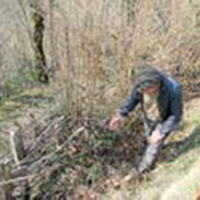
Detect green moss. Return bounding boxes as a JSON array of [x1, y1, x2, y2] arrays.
[[1, 100, 22, 108], [20, 87, 51, 97]]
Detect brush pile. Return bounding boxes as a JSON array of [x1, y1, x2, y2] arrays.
[[0, 112, 145, 199]]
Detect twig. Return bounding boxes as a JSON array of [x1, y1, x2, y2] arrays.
[[0, 175, 35, 186]]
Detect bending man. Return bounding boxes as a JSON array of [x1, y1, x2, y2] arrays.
[[109, 67, 183, 173]]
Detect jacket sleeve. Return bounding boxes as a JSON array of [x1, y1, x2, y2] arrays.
[[118, 87, 142, 117], [160, 85, 183, 136]]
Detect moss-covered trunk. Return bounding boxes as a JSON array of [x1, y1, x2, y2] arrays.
[[30, 1, 49, 84]]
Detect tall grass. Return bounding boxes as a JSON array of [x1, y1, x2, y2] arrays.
[[50, 0, 200, 116], [1, 0, 200, 114]]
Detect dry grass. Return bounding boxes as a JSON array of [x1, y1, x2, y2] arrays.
[[1, 0, 200, 113], [123, 97, 200, 200], [1, 0, 200, 199], [51, 0, 200, 115], [160, 159, 200, 200]]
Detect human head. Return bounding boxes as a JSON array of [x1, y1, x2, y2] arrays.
[[132, 67, 162, 95]]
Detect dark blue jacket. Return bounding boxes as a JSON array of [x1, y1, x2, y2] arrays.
[[119, 73, 183, 136]]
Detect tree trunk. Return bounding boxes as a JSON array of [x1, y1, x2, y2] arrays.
[[30, 1, 49, 84]]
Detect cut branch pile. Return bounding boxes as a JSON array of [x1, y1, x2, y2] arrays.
[[0, 114, 145, 199]]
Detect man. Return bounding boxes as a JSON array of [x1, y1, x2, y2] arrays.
[[109, 67, 183, 174]]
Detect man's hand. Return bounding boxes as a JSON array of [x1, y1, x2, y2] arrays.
[[108, 113, 125, 131], [147, 128, 164, 144]]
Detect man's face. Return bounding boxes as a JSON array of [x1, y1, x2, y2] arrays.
[[142, 85, 160, 96]]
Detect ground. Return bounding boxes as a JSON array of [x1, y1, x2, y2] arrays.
[[104, 97, 200, 200], [0, 87, 200, 200]]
